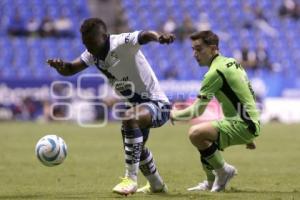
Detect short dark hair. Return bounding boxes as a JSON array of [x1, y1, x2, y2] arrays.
[[80, 18, 107, 36], [190, 31, 219, 47]]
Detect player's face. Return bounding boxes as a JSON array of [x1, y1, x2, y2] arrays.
[[82, 34, 106, 56], [192, 39, 214, 66]]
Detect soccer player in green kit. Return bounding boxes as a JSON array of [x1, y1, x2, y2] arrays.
[[170, 31, 260, 192]]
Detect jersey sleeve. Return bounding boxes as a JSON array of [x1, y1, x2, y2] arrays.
[[172, 98, 209, 120], [80, 50, 95, 66], [198, 70, 223, 99], [115, 31, 141, 48]]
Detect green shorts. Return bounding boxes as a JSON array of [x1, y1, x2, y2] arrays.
[[211, 119, 260, 150]]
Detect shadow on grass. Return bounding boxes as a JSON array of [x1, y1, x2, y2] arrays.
[[117, 192, 217, 199]]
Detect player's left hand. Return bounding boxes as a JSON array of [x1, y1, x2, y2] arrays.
[[159, 33, 175, 44], [246, 142, 256, 150]]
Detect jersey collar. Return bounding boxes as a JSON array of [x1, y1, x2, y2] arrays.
[[209, 54, 219, 67]]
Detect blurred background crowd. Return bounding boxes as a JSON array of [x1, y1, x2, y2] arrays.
[[0, 0, 299, 123]]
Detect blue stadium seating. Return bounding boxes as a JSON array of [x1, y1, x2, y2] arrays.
[[121, 0, 300, 96], [0, 0, 89, 79], [0, 0, 299, 96]]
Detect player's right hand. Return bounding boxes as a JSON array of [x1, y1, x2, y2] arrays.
[[159, 33, 175, 44], [47, 59, 65, 71]]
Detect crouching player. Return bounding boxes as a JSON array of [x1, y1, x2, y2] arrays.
[[171, 31, 260, 192]]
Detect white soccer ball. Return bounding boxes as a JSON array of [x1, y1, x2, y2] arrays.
[[35, 135, 67, 167]]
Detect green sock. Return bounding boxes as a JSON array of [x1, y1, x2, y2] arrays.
[[200, 143, 225, 170], [201, 156, 215, 182]]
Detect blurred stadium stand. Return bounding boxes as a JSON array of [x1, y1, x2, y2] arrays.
[[0, 0, 90, 78], [1, 0, 300, 123], [0, 0, 299, 97], [121, 0, 300, 97]]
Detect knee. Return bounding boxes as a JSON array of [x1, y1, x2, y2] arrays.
[[189, 125, 209, 142], [188, 126, 202, 143], [122, 110, 138, 128]]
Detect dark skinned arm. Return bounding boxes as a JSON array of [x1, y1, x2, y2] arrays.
[[138, 31, 175, 45], [46, 57, 88, 76]]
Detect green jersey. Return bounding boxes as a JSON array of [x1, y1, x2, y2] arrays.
[[198, 54, 260, 133]]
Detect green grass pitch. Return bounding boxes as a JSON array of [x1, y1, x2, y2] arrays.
[[0, 122, 300, 200]]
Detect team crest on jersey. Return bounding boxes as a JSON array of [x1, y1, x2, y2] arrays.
[[109, 51, 120, 67], [110, 51, 118, 60], [93, 57, 109, 69]]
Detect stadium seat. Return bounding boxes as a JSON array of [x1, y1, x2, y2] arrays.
[[1, 0, 299, 95], [118, 0, 300, 93]]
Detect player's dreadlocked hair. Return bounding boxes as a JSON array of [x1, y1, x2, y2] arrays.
[[190, 31, 219, 48], [80, 18, 107, 36]]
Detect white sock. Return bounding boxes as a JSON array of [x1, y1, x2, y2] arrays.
[[125, 163, 139, 182], [139, 148, 164, 189], [146, 171, 164, 190], [124, 134, 143, 182]]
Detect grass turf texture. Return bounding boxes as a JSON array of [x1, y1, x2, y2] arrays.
[[0, 122, 299, 200]]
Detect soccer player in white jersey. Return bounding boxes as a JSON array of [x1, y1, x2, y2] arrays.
[[47, 18, 175, 196]]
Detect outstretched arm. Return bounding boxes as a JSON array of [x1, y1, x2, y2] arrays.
[[138, 31, 175, 45], [46, 57, 88, 76], [171, 98, 210, 122]]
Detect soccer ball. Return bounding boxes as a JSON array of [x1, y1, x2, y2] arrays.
[[35, 135, 67, 167]]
